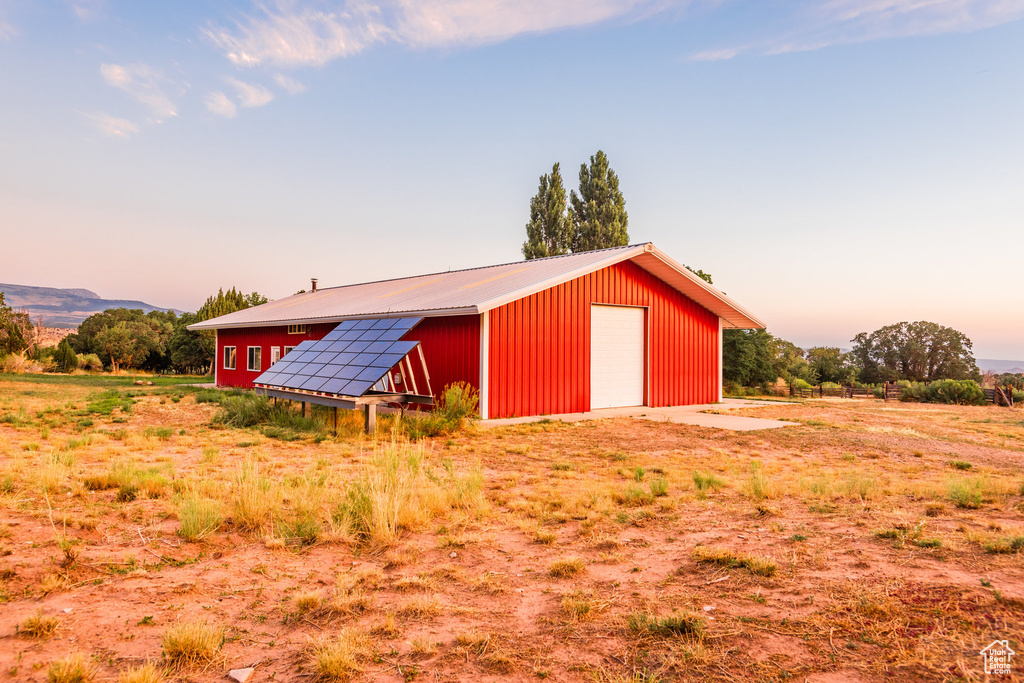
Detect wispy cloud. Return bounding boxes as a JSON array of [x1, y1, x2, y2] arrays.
[[690, 47, 742, 62], [227, 76, 275, 107], [204, 2, 391, 67], [206, 91, 238, 118], [100, 63, 181, 122], [81, 111, 139, 138], [205, 0, 675, 68], [693, 0, 1024, 59], [70, 0, 107, 22], [274, 72, 307, 94]]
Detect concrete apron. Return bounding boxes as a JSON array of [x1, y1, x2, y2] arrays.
[[479, 398, 799, 432]]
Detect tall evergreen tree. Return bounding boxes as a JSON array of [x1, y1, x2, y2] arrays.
[[522, 163, 572, 260], [165, 287, 269, 375], [53, 338, 79, 373], [569, 150, 629, 252]]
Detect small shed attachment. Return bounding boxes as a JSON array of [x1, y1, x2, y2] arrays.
[[252, 317, 434, 432]]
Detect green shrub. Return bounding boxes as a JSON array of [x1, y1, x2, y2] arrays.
[[52, 340, 79, 374], [214, 393, 274, 427], [948, 477, 984, 509], [649, 478, 669, 497], [618, 485, 654, 507], [399, 382, 480, 439], [78, 353, 103, 371], [193, 389, 224, 404], [213, 393, 326, 439], [435, 382, 479, 427], [931, 379, 986, 405], [692, 471, 724, 492], [901, 380, 985, 405]]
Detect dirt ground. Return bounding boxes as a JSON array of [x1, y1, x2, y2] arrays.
[[0, 378, 1022, 682]]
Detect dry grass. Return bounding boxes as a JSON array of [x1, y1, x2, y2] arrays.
[[231, 460, 277, 533], [692, 546, 778, 577], [396, 595, 442, 618], [549, 557, 586, 578], [303, 629, 371, 682], [46, 653, 96, 683], [161, 620, 224, 668], [294, 590, 323, 613], [561, 590, 608, 622], [18, 610, 59, 639], [117, 662, 165, 683], [1, 378, 1023, 683]]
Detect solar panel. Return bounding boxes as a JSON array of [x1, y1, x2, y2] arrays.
[[253, 316, 424, 398]]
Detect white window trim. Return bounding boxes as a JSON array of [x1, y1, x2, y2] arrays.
[[284, 345, 296, 356], [223, 346, 236, 370], [287, 324, 307, 334], [247, 346, 262, 372], [270, 347, 281, 365]]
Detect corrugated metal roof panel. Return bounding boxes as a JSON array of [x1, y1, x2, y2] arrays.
[[188, 243, 764, 331]]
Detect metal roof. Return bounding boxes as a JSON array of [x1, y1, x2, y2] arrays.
[[188, 243, 764, 331]]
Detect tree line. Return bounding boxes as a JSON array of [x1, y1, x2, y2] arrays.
[[722, 322, 980, 389], [6, 288, 269, 375]]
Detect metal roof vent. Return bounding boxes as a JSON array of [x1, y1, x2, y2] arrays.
[[311, 278, 318, 292]]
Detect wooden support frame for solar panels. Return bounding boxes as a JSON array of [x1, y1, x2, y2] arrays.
[[253, 347, 435, 434]]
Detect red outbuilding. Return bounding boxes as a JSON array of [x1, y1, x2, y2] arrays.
[[188, 243, 764, 420]]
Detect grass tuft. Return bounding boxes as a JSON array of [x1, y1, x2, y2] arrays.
[[692, 546, 777, 577], [549, 557, 585, 578], [161, 620, 224, 668], [18, 610, 59, 638], [47, 653, 96, 683], [232, 460, 277, 533], [303, 629, 371, 682], [118, 663, 164, 683], [692, 471, 724, 492], [628, 612, 705, 639], [176, 495, 223, 541], [984, 535, 1024, 554]]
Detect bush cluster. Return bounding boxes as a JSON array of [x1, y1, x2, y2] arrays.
[[900, 379, 986, 405]]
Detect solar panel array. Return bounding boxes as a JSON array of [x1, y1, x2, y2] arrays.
[[253, 317, 422, 398]]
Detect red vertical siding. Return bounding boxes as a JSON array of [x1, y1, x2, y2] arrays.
[[487, 260, 719, 420], [216, 316, 480, 405], [217, 323, 336, 389], [401, 315, 480, 402]]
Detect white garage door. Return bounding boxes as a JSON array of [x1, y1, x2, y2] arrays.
[[590, 305, 645, 410]]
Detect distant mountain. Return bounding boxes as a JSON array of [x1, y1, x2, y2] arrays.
[[977, 359, 1024, 374], [0, 283, 183, 329]]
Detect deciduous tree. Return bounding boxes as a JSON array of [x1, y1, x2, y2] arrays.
[[851, 321, 979, 383], [806, 346, 856, 384], [723, 329, 775, 388]]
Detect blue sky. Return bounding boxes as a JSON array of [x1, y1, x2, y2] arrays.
[[1, 0, 1022, 358]]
